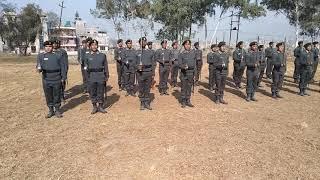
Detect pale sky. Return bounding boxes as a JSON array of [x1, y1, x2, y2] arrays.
[[9, 0, 299, 45]]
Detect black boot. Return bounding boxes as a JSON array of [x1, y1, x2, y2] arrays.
[[91, 103, 98, 114], [272, 92, 277, 99], [130, 91, 137, 97], [246, 94, 251, 102], [55, 107, 63, 118], [276, 92, 283, 98], [45, 107, 55, 119], [98, 103, 107, 113], [209, 87, 214, 91], [144, 101, 152, 110], [303, 89, 310, 96], [140, 101, 145, 110], [219, 96, 228, 104], [298, 89, 304, 96], [181, 98, 186, 108], [251, 94, 257, 101], [164, 90, 169, 96], [215, 95, 220, 104], [186, 99, 194, 107]]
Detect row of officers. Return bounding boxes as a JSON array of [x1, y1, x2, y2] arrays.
[[36, 37, 319, 118]]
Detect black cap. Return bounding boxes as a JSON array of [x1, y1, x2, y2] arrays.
[[313, 41, 319, 45], [236, 41, 244, 48], [218, 41, 226, 47], [182, 39, 191, 46], [82, 39, 87, 44], [211, 44, 218, 49], [117, 39, 123, 44], [86, 37, 93, 43], [258, 45, 264, 49], [194, 42, 199, 47], [269, 42, 274, 45], [147, 42, 153, 46], [298, 41, 304, 46], [161, 40, 167, 45], [304, 43, 312, 49], [139, 37, 147, 44], [249, 41, 258, 47], [44, 41, 53, 46], [89, 39, 98, 46], [276, 42, 284, 48], [125, 39, 132, 44]]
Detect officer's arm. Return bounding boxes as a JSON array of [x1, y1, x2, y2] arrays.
[[232, 50, 239, 62], [36, 54, 42, 72], [59, 54, 67, 81], [178, 53, 185, 69], [103, 54, 109, 81], [77, 49, 81, 63]]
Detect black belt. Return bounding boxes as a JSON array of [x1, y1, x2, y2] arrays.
[[143, 65, 152, 68], [247, 66, 257, 70], [88, 68, 104, 72], [43, 69, 60, 73], [216, 66, 228, 71]]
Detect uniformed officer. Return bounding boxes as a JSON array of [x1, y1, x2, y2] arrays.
[[170, 41, 180, 87], [179, 40, 197, 108], [270, 42, 286, 98], [232, 41, 246, 89], [122, 39, 137, 97], [257, 45, 267, 87], [265, 42, 276, 79], [114, 39, 125, 91], [147, 42, 153, 50], [194, 42, 203, 86], [53, 39, 68, 101], [213, 42, 229, 104], [245, 42, 259, 102], [84, 40, 109, 114], [147, 41, 156, 89], [311, 41, 319, 82], [298, 43, 314, 96], [78, 39, 89, 93], [156, 40, 173, 95], [136, 37, 156, 110], [36, 41, 67, 118], [207, 44, 218, 91], [293, 41, 304, 83]]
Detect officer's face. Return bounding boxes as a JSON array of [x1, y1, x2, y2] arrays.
[[173, 44, 178, 49], [306, 45, 311, 51], [148, 45, 152, 49], [162, 42, 167, 49], [214, 47, 218, 52], [184, 42, 191, 50], [45, 45, 53, 52], [140, 40, 147, 48], [127, 42, 132, 49], [239, 44, 244, 49], [220, 45, 226, 52], [118, 42, 123, 47], [278, 45, 284, 52], [270, 44, 274, 48], [53, 43, 58, 49], [251, 45, 258, 51], [90, 43, 98, 52]]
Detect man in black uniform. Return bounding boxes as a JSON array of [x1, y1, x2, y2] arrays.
[[136, 37, 156, 110], [84, 40, 109, 114], [122, 39, 137, 97], [245, 42, 259, 102], [194, 42, 203, 86], [78, 39, 89, 93], [271, 42, 286, 98], [298, 43, 314, 96], [171, 41, 180, 87], [265, 42, 276, 79], [179, 40, 197, 108], [257, 45, 267, 87], [311, 41, 319, 82], [114, 39, 125, 91], [207, 44, 218, 91], [36, 41, 67, 118], [147, 42, 153, 50], [147, 41, 156, 89], [156, 40, 173, 95], [293, 41, 304, 83], [232, 41, 246, 89], [213, 42, 229, 104], [53, 39, 68, 101]]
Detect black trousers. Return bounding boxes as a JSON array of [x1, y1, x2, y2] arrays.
[[215, 69, 227, 98], [257, 64, 266, 86], [299, 65, 313, 90], [89, 81, 106, 104], [116, 61, 124, 87], [266, 58, 273, 78], [180, 71, 194, 101], [233, 62, 245, 86], [246, 68, 259, 95], [159, 64, 170, 92], [195, 61, 202, 82], [171, 61, 179, 86], [208, 64, 216, 89], [124, 70, 136, 92], [81, 64, 88, 90], [43, 81, 61, 108], [271, 69, 284, 93], [293, 59, 300, 81], [311, 60, 318, 80], [137, 71, 153, 103]]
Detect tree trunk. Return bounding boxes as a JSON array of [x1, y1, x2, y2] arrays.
[[295, 1, 300, 46]]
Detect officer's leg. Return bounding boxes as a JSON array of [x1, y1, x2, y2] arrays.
[[246, 70, 252, 101], [159, 65, 164, 94], [271, 69, 277, 97], [116, 62, 122, 89], [137, 73, 145, 110], [239, 66, 245, 86], [43, 81, 54, 118], [266, 59, 272, 78], [311, 61, 318, 81], [53, 82, 62, 118], [124, 71, 130, 95], [171, 64, 177, 86], [97, 82, 106, 113], [195, 62, 201, 84], [215, 70, 222, 103], [293, 60, 299, 82], [89, 81, 98, 114], [258, 68, 264, 87], [208, 65, 213, 90], [185, 73, 194, 107], [145, 73, 153, 110], [299, 67, 305, 95], [251, 70, 259, 100], [277, 71, 284, 97], [163, 66, 170, 94], [60, 80, 66, 101], [180, 73, 187, 107], [220, 71, 227, 104], [129, 72, 135, 96]]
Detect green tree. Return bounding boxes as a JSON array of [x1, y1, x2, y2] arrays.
[[46, 11, 59, 33]]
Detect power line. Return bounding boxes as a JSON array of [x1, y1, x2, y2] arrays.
[[58, 1, 66, 29]]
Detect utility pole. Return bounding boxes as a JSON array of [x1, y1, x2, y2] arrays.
[[235, 12, 241, 44], [58, 1, 66, 30], [228, 11, 234, 46], [229, 11, 241, 46]]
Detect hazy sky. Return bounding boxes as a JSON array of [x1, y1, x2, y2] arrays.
[[9, 0, 298, 44]]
